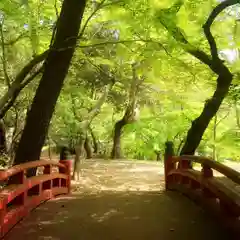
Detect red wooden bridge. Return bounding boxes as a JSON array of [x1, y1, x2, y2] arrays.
[[0, 152, 239, 239]]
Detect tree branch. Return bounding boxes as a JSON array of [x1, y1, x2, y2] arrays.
[[72, 82, 114, 130], [205, 0, 239, 27], [52, 37, 169, 56], [49, 0, 60, 47], [54, 0, 59, 18], [0, 50, 48, 116], [70, 93, 83, 122], [48, 5, 59, 47], [49, 20, 58, 47], [235, 102, 240, 129], [85, 82, 114, 124], [86, 57, 116, 83], [4, 32, 28, 46], [78, 0, 123, 39], [133, 33, 171, 56], [78, 0, 107, 39], [159, 18, 214, 70], [78, 39, 169, 54], [14, 50, 48, 85], [202, 0, 239, 62], [159, 0, 240, 73], [216, 110, 230, 126], [20, 64, 44, 89], [0, 20, 11, 88], [63, 0, 122, 45], [0, 65, 43, 118], [187, 48, 213, 69]]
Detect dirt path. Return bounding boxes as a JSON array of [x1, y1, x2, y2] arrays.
[[5, 160, 236, 240]]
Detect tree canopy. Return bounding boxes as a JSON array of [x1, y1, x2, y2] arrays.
[[0, 0, 239, 167]]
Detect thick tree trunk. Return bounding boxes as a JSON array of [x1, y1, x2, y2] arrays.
[[84, 136, 93, 159], [111, 118, 127, 159], [110, 64, 141, 160], [72, 83, 113, 159], [180, 73, 232, 155], [14, 0, 86, 165]]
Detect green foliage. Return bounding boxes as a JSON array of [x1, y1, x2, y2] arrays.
[[0, 0, 239, 161]]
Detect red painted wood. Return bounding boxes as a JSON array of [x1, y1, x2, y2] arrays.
[[0, 160, 70, 238], [164, 154, 175, 190], [164, 154, 240, 235], [0, 160, 66, 181], [179, 155, 240, 184]]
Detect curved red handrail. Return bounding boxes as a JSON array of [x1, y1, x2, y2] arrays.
[[0, 160, 66, 181], [0, 159, 71, 239], [175, 155, 240, 184], [164, 154, 240, 235]]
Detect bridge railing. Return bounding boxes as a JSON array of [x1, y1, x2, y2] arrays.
[[0, 159, 71, 238], [164, 143, 240, 235]]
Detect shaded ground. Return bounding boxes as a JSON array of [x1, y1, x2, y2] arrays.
[[5, 160, 237, 240]]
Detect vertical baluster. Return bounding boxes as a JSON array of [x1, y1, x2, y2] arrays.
[[43, 164, 52, 195], [8, 170, 25, 185], [202, 164, 213, 178], [59, 147, 72, 193], [43, 164, 52, 174], [201, 164, 215, 198]]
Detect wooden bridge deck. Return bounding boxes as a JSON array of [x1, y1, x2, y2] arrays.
[[4, 160, 237, 240]]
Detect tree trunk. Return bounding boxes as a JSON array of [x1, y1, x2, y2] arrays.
[[84, 136, 92, 159], [47, 135, 52, 160], [177, 138, 185, 155], [180, 73, 232, 155], [212, 115, 217, 160], [14, 0, 86, 165], [155, 150, 161, 161], [159, 1, 236, 156], [73, 136, 85, 181], [90, 128, 98, 153], [111, 118, 127, 159], [235, 100, 240, 129], [110, 64, 141, 160], [0, 120, 6, 154]]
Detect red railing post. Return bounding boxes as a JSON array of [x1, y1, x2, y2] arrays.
[[201, 163, 215, 198], [201, 164, 213, 178], [59, 147, 71, 193], [178, 156, 192, 170], [43, 164, 52, 174], [164, 141, 175, 190]]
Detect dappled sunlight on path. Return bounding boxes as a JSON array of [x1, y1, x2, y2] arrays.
[[5, 160, 235, 240], [71, 160, 164, 193]]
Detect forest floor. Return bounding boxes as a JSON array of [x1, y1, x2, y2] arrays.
[[5, 159, 238, 240]]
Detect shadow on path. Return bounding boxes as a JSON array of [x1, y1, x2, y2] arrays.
[[5, 191, 233, 240]]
